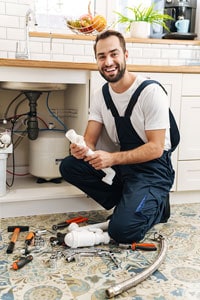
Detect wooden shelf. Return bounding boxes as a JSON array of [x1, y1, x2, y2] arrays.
[[29, 31, 200, 45], [0, 58, 200, 74]]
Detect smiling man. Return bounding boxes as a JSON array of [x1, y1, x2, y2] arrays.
[[60, 30, 179, 244]]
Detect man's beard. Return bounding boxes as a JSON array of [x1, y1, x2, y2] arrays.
[[99, 62, 126, 83]]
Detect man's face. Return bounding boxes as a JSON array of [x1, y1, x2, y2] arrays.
[[95, 36, 128, 83]]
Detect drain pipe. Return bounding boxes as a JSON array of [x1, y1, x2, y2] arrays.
[[25, 91, 41, 140]]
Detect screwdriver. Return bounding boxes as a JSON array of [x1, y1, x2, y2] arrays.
[[119, 242, 157, 251], [131, 242, 157, 251], [12, 255, 33, 270]]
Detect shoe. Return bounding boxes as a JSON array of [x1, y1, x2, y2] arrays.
[[160, 194, 170, 223]]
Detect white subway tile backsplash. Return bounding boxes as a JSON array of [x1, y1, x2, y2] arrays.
[[143, 48, 161, 58], [64, 44, 84, 55], [84, 45, 94, 56], [52, 54, 73, 62], [132, 58, 151, 65], [29, 41, 43, 53], [0, 2, 6, 14], [0, 27, 6, 39], [51, 42, 64, 54], [128, 47, 143, 59], [5, 3, 28, 16], [161, 49, 179, 58], [151, 59, 169, 65], [0, 39, 17, 51], [7, 28, 25, 40], [74, 55, 94, 63], [0, 15, 19, 28], [179, 49, 197, 59], [169, 59, 187, 65], [0, 51, 7, 58]]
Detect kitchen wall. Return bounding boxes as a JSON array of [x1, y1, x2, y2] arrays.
[[0, 0, 200, 66]]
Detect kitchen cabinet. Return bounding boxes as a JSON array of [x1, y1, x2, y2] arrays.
[[177, 74, 200, 191]]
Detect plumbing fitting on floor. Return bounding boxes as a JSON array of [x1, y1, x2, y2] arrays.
[[65, 129, 116, 185], [64, 226, 110, 248]]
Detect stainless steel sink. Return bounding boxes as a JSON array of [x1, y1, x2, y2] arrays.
[[0, 82, 67, 91]]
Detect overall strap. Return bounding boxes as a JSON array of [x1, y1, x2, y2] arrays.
[[102, 83, 119, 117]]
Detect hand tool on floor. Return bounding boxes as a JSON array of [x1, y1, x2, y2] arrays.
[[6, 226, 29, 254], [131, 242, 157, 251], [25, 231, 35, 246], [52, 216, 88, 231], [119, 242, 157, 251], [50, 232, 66, 246], [24, 231, 36, 255], [11, 255, 33, 270]]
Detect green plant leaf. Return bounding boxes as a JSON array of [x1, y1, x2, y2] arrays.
[[114, 3, 174, 32]]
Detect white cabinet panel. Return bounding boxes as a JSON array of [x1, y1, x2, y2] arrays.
[[182, 74, 200, 96], [177, 161, 200, 191], [179, 97, 200, 160]]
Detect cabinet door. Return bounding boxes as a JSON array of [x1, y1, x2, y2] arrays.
[[182, 74, 200, 96], [179, 97, 200, 160], [177, 161, 200, 191]]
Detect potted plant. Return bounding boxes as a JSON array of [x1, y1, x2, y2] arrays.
[[114, 4, 173, 38]]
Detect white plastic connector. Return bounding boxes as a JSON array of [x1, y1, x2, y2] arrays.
[[68, 221, 109, 232], [65, 129, 116, 185], [64, 227, 110, 248]]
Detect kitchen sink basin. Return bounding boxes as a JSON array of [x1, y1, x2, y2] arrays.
[[0, 81, 67, 91]]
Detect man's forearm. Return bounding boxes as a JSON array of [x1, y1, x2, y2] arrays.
[[111, 142, 164, 166]]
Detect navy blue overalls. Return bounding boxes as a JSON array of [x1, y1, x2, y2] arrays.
[[60, 80, 180, 243]]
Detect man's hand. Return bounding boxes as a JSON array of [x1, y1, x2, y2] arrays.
[[70, 143, 89, 159], [84, 150, 113, 170]]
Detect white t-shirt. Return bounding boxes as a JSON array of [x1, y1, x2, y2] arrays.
[[89, 75, 171, 151]]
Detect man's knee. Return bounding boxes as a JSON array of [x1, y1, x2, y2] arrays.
[[108, 217, 147, 244], [59, 156, 78, 180]]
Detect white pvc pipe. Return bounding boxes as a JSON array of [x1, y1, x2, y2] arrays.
[[0, 153, 8, 196]]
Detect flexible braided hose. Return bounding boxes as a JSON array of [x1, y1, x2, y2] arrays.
[[106, 233, 167, 298]]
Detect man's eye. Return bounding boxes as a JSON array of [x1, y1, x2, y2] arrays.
[[112, 52, 118, 57]]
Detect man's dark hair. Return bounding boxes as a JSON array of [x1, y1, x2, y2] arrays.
[[94, 30, 126, 58]]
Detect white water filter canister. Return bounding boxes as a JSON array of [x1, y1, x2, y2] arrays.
[[29, 130, 69, 180]]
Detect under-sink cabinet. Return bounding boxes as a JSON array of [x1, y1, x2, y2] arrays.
[[1, 67, 200, 217]]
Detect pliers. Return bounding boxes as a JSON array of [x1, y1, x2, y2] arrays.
[[52, 216, 88, 231]]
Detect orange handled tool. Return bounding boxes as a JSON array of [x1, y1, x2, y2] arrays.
[[52, 216, 88, 230], [131, 242, 157, 251], [6, 226, 29, 254], [25, 232, 35, 245], [12, 255, 33, 270]]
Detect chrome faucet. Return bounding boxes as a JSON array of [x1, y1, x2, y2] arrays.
[[25, 9, 38, 28], [15, 8, 38, 59]]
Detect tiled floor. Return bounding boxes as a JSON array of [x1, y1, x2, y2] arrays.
[[0, 203, 200, 300]]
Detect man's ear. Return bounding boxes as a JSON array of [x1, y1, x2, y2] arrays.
[[125, 49, 128, 60]]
